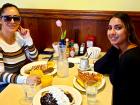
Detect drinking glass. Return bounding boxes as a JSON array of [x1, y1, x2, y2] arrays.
[[19, 84, 37, 105], [86, 83, 98, 105], [41, 75, 53, 88]]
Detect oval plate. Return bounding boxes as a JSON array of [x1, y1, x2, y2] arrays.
[[20, 60, 57, 76], [33, 85, 82, 105], [73, 71, 106, 92]]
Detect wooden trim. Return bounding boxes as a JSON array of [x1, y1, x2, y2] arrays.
[[20, 9, 140, 20]]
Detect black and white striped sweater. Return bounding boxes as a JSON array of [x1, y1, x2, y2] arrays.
[[0, 32, 38, 84]]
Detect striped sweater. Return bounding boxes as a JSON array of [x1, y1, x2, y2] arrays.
[[0, 32, 38, 85]]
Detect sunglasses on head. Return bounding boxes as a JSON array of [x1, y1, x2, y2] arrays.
[[1, 15, 21, 22]]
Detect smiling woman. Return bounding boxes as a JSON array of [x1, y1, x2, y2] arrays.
[[94, 12, 140, 105], [0, 3, 40, 92]]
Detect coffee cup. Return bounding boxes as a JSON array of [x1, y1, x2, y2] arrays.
[[87, 47, 101, 59], [79, 57, 89, 70]]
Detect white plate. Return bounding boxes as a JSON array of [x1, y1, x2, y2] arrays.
[[20, 60, 57, 76], [68, 57, 80, 64], [73, 72, 106, 92], [33, 85, 82, 105]]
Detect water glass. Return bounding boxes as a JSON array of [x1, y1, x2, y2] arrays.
[[86, 84, 98, 105], [19, 84, 37, 105], [23, 84, 37, 101]]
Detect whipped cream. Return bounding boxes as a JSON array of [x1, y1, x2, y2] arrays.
[[48, 87, 70, 105]]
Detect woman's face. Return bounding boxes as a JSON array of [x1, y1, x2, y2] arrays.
[[107, 17, 128, 47], [0, 7, 21, 33]]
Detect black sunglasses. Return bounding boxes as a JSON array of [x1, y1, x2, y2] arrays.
[[1, 15, 21, 22]]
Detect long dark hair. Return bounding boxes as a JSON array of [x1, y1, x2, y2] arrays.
[[109, 12, 140, 46]]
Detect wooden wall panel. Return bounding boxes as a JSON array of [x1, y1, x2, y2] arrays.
[[19, 9, 140, 52]]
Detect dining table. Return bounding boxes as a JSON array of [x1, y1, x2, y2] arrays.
[[0, 52, 112, 105]]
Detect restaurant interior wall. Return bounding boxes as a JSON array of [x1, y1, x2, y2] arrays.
[[1, 1, 140, 52], [1, 0, 140, 11], [17, 9, 140, 52]]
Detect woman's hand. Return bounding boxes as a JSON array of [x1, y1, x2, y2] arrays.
[[17, 26, 31, 38], [26, 75, 41, 86], [18, 26, 33, 46]]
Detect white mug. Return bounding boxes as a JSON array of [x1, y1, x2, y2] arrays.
[[87, 47, 101, 59], [79, 57, 89, 70]]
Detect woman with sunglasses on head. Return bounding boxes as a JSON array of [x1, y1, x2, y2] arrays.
[[0, 3, 40, 92], [94, 12, 140, 105]]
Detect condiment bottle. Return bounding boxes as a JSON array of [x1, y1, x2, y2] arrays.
[[70, 47, 75, 57], [79, 43, 85, 55], [65, 38, 70, 58], [86, 35, 96, 48], [73, 43, 79, 56], [69, 39, 75, 57]]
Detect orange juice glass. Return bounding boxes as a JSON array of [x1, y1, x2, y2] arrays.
[[41, 75, 53, 88]]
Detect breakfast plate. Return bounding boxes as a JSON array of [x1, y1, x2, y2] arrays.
[[33, 85, 82, 105], [20, 60, 57, 76], [73, 72, 106, 92]]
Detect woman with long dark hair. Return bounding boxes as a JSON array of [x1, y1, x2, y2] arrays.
[[94, 12, 140, 105]]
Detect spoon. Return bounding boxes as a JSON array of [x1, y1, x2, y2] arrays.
[[87, 52, 92, 59]]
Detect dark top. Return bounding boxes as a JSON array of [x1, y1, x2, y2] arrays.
[[94, 46, 140, 105]]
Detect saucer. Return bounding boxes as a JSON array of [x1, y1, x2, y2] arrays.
[[78, 65, 91, 71]]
